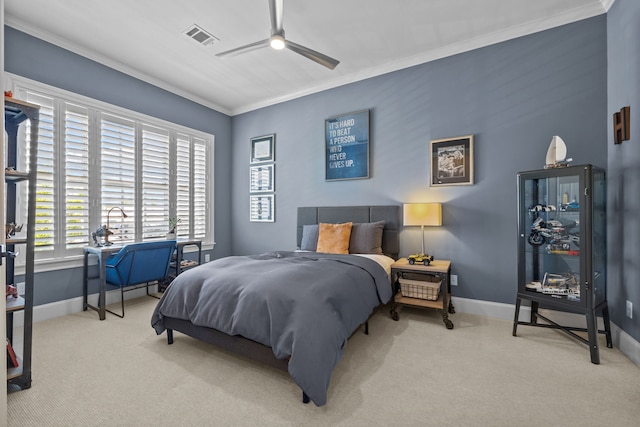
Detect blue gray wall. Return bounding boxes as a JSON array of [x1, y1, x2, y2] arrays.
[[231, 17, 608, 308], [8, 12, 634, 343], [607, 0, 640, 342], [4, 27, 234, 304]]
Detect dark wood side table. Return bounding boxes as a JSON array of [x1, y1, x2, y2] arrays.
[[390, 258, 455, 329]]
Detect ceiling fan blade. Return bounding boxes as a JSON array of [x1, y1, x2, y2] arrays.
[[216, 39, 270, 58], [269, 0, 284, 34], [286, 40, 340, 70]]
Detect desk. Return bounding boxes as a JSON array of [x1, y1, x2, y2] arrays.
[[83, 240, 202, 320], [83, 245, 121, 320]]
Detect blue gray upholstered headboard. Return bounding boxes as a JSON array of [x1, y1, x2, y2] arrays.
[[297, 205, 401, 259]]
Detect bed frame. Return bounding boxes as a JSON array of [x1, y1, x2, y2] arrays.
[[163, 205, 400, 404]]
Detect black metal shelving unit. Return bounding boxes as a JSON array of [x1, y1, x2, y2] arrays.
[[4, 96, 39, 390]]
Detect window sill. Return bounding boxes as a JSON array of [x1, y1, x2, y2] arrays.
[[14, 242, 215, 275]]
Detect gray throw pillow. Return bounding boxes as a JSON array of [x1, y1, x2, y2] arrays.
[[300, 224, 319, 251], [349, 220, 385, 254]]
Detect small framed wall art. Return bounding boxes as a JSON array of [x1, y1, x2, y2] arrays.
[[250, 194, 275, 222], [430, 135, 474, 186], [249, 164, 274, 193], [250, 134, 275, 163], [325, 109, 369, 181]]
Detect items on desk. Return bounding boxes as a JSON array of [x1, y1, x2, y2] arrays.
[[92, 206, 129, 246], [91, 225, 113, 247], [168, 217, 181, 234]]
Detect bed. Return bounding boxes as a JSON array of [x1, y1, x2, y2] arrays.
[[151, 205, 400, 406]]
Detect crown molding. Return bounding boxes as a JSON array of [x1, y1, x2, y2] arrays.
[[4, 17, 232, 116], [231, 2, 609, 115], [6, 1, 609, 117]]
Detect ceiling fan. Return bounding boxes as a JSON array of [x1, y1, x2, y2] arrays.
[[216, 0, 340, 70]]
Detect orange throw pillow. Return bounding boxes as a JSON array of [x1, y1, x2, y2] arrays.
[[316, 222, 353, 254]]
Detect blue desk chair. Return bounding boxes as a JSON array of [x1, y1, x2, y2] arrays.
[[105, 240, 176, 318]]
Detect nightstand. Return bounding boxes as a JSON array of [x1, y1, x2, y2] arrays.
[[390, 258, 455, 329]]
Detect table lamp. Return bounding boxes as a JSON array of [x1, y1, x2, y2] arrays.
[[403, 203, 442, 258], [105, 206, 128, 246]]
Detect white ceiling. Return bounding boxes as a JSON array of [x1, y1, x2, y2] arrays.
[[5, 0, 612, 116]]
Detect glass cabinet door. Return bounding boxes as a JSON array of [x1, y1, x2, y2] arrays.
[[591, 169, 606, 308], [518, 165, 605, 310]]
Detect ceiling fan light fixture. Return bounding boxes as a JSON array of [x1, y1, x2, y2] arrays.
[[270, 34, 285, 50], [216, 0, 339, 69]]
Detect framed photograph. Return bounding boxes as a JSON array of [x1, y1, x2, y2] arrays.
[[325, 109, 369, 181], [250, 134, 275, 163], [430, 135, 474, 186], [249, 164, 274, 193], [250, 194, 275, 222]]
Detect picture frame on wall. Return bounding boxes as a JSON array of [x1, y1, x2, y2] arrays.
[[249, 194, 275, 222], [250, 134, 275, 163], [249, 164, 274, 193], [325, 109, 369, 181], [430, 135, 474, 186]]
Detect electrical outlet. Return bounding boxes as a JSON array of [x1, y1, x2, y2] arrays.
[[450, 275, 458, 286], [626, 300, 633, 319], [205, 254, 210, 262], [17, 282, 25, 296]]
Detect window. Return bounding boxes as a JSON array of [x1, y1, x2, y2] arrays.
[[10, 77, 213, 268]]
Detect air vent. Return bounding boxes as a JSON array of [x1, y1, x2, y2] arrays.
[[183, 24, 219, 46]]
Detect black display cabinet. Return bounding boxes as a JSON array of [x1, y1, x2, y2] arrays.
[[513, 164, 612, 364]]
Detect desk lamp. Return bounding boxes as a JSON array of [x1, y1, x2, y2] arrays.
[[105, 206, 128, 246], [403, 203, 442, 265]]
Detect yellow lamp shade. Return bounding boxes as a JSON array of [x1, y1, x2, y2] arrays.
[[403, 203, 442, 227]]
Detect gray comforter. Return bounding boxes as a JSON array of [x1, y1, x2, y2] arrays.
[[151, 251, 392, 406]]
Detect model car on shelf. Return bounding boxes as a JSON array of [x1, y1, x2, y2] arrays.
[[528, 204, 556, 212], [560, 201, 580, 211], [407, 253, 434, 265], [527, 217, 580, 248]]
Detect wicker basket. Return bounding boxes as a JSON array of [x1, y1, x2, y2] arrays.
[[399, 277, 441, 301]]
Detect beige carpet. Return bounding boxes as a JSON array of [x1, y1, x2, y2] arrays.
[[7, 297, 640, 426]]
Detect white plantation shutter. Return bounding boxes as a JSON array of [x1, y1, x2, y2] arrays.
[[176, 134, 191, 238], [11, 78, 212, 264], [100, 114, 136, 244], [193, 138, 207, 239], [141, 124, 170, 239], [24, 92, 55, 250], [64, 104, 90, 249]]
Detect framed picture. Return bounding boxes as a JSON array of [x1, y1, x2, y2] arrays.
[[430, 135, 474, 186], [250, 134, 275, 163], [250, 194, 275, 222], [249, 164, 274, 193], [325, 109, 369, 181]]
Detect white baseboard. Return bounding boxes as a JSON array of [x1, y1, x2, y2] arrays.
[[15, 293, 640, 367], [11, 285, 158, 325], [610, 322, 640, 366], [450, 296, 640, 366]]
